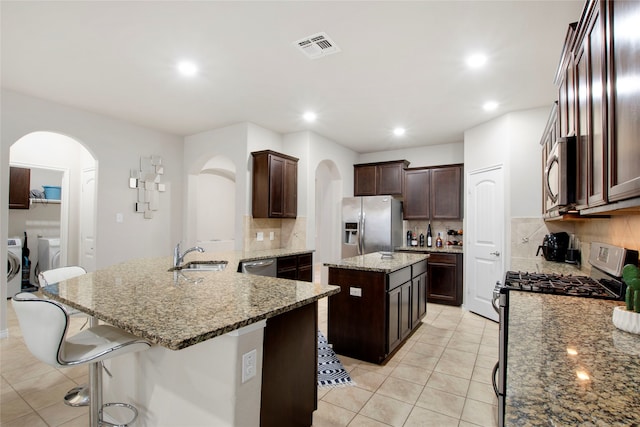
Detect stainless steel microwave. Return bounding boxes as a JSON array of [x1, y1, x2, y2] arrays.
[[543, 135, 576, 214]]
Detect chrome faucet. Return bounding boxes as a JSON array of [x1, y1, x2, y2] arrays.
[[173, 243, 204, 267]]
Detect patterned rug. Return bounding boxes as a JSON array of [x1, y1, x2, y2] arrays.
[[317, 331, 354, 388]]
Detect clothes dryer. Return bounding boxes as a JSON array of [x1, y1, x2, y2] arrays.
[[38, 237, 61, 273], [7, 237, 22, 298]]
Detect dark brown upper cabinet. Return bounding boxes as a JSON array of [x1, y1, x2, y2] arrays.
[[403, 164, 463, 220], [252, 150, 298, 218], [549, 0, 640, 216], [605, 0, 640, 203], [403, 168, 431, 219], [354, 160, 409, 196], [9, 166, 30, 209], [431, 166, 462, 219], [574, 0, 607, 210]]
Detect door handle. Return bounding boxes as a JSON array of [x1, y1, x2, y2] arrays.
[[490, 251, 501, 256]]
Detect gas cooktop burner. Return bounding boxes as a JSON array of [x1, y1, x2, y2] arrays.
[[503, 271, 622, 300]]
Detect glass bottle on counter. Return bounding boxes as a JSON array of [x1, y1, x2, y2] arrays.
[[426, 223, 433, 247], [435, 232, 443, 248], [419, 233, 424, 247]]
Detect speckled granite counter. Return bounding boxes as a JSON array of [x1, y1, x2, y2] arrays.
[[396, 245, 463, 254], [506, 292, 640, 426], [323, 251, 429, 273], [41, 250, 339, 350]]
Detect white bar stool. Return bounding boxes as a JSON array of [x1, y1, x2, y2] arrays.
[[12, 292, 151, 426], [38, 265, 91, 406]]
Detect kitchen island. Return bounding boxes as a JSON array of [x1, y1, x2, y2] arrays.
[[41, 250, 339, 427], [324, 252, 428, 364], [506, 292, 640, 426]]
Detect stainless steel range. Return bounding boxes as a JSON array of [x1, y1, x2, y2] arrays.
[[491, 241, 639, 427]]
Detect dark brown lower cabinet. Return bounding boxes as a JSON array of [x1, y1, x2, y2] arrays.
[[327, 260, 427, 364], [261, 302, 317, 427], [277, 252, 313, 282], [427, 253, 463, 306]]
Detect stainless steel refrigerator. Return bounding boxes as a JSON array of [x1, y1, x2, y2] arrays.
[[341, 195, 403, 258]]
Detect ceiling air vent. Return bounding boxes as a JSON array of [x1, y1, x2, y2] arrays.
[[294, 32, 341, 59]]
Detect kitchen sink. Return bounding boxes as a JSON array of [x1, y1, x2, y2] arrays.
[[168, 260, 228, 272]]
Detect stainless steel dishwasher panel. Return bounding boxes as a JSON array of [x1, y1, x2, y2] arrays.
[[241, 259, 277, 277]]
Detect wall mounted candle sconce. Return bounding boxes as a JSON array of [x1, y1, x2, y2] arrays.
[[129, 155, 165, 219]]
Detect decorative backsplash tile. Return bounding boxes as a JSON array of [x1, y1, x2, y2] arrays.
[[511, 215, 640, 273]]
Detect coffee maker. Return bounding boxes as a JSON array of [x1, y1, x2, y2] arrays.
[[536, 232, 570, 262]]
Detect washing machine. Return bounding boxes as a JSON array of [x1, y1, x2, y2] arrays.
[[7, 237, 22, 298], [38, 237, 61, 274]]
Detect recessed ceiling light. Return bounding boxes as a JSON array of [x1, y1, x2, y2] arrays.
[[177, 61, 198, 77], [466, 53, 488, 69], [393, 127, 406, 136], [303, 112, 317, 122], [483, 101, 499, 111]]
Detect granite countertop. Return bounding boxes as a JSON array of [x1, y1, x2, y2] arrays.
[[41, 249, 338, 351], [324, 252, 429, 273], [506, 291, 640, 426], [396, 245, 463, 254]]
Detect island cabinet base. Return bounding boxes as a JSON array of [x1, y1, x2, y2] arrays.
[[327, 260, 427, 364], [261, 302, 318, 427], [103, 302, 318, 427]]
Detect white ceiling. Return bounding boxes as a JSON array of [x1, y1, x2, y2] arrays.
[[1, 1, 584, 153]]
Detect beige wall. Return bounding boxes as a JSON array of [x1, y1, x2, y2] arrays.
[[511, 215, 640, 274]]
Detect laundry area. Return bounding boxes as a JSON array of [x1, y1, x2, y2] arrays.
[[7, 166, 63, 297]]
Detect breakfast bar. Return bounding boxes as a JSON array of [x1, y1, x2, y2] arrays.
[[41, 251, 339, 427]]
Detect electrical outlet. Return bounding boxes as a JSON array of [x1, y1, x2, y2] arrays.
[[257, 232, 264, 241], [269, 231, 274, 241], [242, 349, 257, 383]]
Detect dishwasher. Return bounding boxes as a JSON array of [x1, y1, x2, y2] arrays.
[[240, 258, 277, 277]]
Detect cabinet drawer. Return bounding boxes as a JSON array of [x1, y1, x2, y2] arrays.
[[412, 260, 427, 277], [387, 267, 411, 291], [428, 253, 457, 264]]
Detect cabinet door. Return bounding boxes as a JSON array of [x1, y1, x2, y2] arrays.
[[9, 166, 30, 209], [403, 169, 430, 219], [377, 162, 404, 196], [587, 4, 606, 207], [415, 272, 428, 321], [607, 0, 640, 201], [428, 262, 458, 304], [575, 41, 589, 208], [387, 286, 402, 352], [283, 158, 297, 218], [277, 255, 298, 280], [354, 165, 377, 196], [297, 253, 313, 282], [400, 282, 412, 340], [269, 155, 285, 217], [576, 1, 607, 210], [431, 166, 462, 219]]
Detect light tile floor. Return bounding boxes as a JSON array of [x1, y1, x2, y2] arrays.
[[1, 297, 498, 427], [315, 298, 499, 427]]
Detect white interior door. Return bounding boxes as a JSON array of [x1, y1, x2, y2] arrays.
[[465, 165, 504, 321], [80, 168, 96, 272]]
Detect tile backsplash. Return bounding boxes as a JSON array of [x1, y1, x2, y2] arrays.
[[511, 214, 640, 273], [243, 216, 306, 251]]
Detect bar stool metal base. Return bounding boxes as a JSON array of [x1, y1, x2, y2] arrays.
[[64, 384, 90, 407], [99, 402, 139, 427]]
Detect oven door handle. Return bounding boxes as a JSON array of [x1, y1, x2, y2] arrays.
[[492, 361, 500, 397]]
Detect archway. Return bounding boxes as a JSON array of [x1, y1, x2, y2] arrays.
[[8, 131, 97, 285], [186, 154, 236, 252], [314, 159, 342, 284]]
